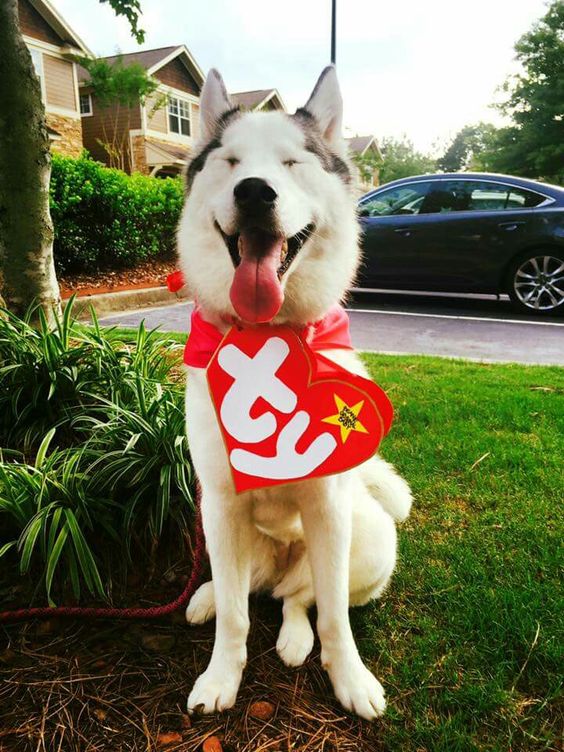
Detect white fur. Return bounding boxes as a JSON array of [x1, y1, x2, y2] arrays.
[[179, 68, 413, 721]]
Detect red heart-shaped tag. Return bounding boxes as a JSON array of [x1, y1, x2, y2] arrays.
[[207, 326, 393, 493]]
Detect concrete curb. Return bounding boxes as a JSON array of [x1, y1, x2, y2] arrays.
[[63, 286, 188, 319]]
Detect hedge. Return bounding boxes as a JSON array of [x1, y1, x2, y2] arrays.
[[49, 153, 184, 274]]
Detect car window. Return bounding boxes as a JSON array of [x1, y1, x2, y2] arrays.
[[359, 182, 431, 217], [419, 180, 546, 214]]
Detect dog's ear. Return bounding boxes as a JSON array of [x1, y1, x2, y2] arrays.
[[303, 66, 343, 147], [199, 68, 233, 140]]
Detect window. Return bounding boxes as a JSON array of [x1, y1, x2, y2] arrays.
[[79, 93, 92, 116], [359, 182, 431, 217], [168, 96, 191, 136], [29, 48, 44, 95], [419, 180, 547, 214]]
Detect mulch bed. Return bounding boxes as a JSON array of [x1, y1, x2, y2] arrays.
[[59, 259, 178, 299], [0, 597, 385, 751]]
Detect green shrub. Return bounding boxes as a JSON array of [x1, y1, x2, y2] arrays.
[[0, 299, 181, 450], [0, 431, 112, 605], [49, 152, 184, 273], [0, 304, 193, 604]]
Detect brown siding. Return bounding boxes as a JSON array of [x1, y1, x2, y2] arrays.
[[146, 93, 167, 133], [18, 0, 64, 46], [44, 55, 77, 111], [81, 91, 142, 172], [155, 57, 200, 96]]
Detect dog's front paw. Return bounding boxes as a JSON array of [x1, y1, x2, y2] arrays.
[[186, 581, 216, 625], [326, 658, 386, 720], [187, 665, 242, 714]]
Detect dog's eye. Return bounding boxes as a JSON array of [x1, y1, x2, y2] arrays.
[[225, 157, 240, 167], [283, 159, 298, 167]]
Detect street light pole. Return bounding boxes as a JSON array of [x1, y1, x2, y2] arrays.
[[331, 0, 336, 65]]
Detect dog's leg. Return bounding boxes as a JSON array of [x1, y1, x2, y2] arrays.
[[187, 489, 255, 714], [276, 594, 315, 667], [297, 475, 386, 720], [185, 580, 216, 624]]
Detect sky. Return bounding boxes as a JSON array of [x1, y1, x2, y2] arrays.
[[51, 0, 548, 153]]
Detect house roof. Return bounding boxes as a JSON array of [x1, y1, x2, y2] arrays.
[[77, 45, 205, 90], [346, 135, 382, 159], [27, 0, 92, 55], [145, 138, 189, 165], [231, 88, 286, 111]]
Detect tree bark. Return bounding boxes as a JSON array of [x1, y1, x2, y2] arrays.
[[0, 0, 60, 318]]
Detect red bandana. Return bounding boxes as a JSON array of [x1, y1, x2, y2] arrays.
[[168, 271, 393, 491], [184, 304, 353, 368]]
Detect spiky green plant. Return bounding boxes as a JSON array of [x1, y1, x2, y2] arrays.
[[0, 300, 182, 450], [77, 378, 194, 551], [0, 431, 115, 605]]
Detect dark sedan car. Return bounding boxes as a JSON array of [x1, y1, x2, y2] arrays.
[[357, 173, 564, 314]]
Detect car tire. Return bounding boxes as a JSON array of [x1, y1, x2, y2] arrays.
[[506, 250, 564, 316]]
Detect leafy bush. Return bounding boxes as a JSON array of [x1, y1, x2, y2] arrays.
[[49, 153, 184, 273], [0, 299, 181, 450], [0, 304, 194, 603], [76, 381, 194, 549], [0, 432, 111, 605]]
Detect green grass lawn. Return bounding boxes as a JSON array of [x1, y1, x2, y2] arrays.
[[7, 318, 558, 750], [356, 354, 563, 751], [103, 327, 563, 749]]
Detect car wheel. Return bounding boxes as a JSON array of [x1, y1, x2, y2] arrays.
[[507, 251, 564, 315]]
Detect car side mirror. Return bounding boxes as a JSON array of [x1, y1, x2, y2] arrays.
[[359, 208, 370, 218]]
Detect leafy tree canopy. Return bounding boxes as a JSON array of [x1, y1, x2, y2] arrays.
[[378, 136, 436, 185], [102, 0, 145, 43], [437, 123, 498, 173], [487, 0, 564, 182], [77, 56, 159, 109]]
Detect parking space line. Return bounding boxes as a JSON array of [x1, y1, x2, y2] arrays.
[[345, 307, 564, 327]]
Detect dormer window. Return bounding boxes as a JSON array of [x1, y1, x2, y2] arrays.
[[168, 96, 191, 136]]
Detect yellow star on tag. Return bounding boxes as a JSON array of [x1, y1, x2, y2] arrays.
[[322, 394, 369, 444]]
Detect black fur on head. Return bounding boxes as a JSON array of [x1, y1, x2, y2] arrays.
[[291, 108, 351, 185], [184, 106, 241, 192]]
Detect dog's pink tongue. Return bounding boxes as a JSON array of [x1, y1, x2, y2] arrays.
[[229, 229, 284, 323]]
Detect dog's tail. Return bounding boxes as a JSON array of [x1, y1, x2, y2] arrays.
[[360, 456, 413, 522]]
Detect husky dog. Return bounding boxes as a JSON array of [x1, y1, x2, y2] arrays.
[[178, 66, 412, 721]]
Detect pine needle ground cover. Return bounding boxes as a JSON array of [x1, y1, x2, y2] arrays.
[[0, 323, 562, 751]]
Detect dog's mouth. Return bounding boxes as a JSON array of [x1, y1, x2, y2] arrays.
[[215, 222, 314, 324]]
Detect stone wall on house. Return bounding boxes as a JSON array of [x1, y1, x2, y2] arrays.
[[131, 134, 149, 175], [46, 113, 83, 158]]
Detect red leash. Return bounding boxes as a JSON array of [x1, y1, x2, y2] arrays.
[[0, 486, 206, 625]]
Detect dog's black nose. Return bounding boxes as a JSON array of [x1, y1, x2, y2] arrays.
[[234, 178, 277, 210]]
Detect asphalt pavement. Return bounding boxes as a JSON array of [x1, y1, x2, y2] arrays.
[[100, 291, 564, 366]]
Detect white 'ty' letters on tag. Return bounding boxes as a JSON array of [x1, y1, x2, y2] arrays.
[[231, 411, 337, 479], [216, 337, 337, 480], [218, 337, 296, 443]]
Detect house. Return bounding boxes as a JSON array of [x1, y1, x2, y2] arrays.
[[78, 45, 205, 177], [231, 89, 286, 112], [18, 0, 91, 157], [346, 135, 382, 191]]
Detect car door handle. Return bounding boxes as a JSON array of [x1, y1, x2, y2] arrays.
[[498, 221, 526, 231], [394, 228, 413, 238]]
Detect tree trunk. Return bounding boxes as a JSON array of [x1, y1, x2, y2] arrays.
[[0, 0, 60, 318]]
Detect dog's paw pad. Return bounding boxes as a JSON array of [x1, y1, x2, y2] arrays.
[[187, 668, 241, 714], [276, 616, 314, 667], [186, 581, 216, 625], [330, 662, 386, 721]]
